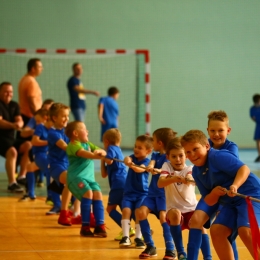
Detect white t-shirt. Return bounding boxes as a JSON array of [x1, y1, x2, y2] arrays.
[[160, 162, 197, 213]]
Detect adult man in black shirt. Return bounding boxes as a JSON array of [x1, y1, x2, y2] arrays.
[[0, 82, 31, 192]]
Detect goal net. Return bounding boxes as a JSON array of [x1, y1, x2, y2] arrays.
[[0, 49, 149, 148]]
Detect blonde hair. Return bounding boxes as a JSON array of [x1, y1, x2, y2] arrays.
[[180, 130, 209, 147], [103, 128, 121, 145], [153, 128, 177, 147], [166, 137, 183, 155], [65, 121, 82, 139], [49, 103, 70, 122], [136, 135, 153, 150], [207, 110, 229, 126]]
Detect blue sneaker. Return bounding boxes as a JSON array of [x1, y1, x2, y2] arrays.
[[46, 206, 60, 215]]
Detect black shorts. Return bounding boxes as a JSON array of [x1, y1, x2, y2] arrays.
[[0, 139, 26, 158]]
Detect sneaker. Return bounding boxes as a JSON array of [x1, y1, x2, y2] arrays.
[[139, 246, 157, 259], [37, 181, 44, 187], [114, 227, 136, 241], [80, 226, 94, 237], [135, 238, 145, 249], [19, 194, 36, 201], [163, 250, 177, 260], [71, 215, 82, 225], [58, 210, 72, 226], [119, 236, 131, 248], [7, 183, 24, 193], [94, 224, 107, 237], [16, 177, 27, 186], [46, 206, 61, 215], [45, 196, 54, 206], [178, 255, 187, 260]]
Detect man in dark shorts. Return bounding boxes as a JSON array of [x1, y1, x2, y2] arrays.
[[0, 82, 31, 192]]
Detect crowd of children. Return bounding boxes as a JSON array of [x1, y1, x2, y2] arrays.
[[16, 102, 260, 260]]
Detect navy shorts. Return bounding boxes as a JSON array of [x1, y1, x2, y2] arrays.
[[141, 196, 166, 218], [49, 163, 67, 183], [34, 153, 48, 173], [121, 195, 146, 212], [195, 198, 219, 229], [108, 189, 124, 207]]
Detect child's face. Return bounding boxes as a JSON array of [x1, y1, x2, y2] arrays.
[[167, 148, 186, 171], [134, 140, 151, 160], [34, 114, 46, 125], [207, 120, 231, 149], [53, 109, 69, 129], [182, 142, 210, 167], [75, 122, 89, 142], [113, 93, 119, 100]]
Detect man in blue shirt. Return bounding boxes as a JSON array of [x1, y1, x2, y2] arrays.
[[67, 63, 99, 121]]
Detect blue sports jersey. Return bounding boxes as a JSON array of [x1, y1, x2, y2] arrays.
[[106, 145, 127, 190], [124, 155, 150, 196], [48, 127, 69, 166], [209, 139, 239, 157], [250, 105, 260, 124], [147, 152, 168, 197], [32, 123, 49, 154], [26, 117, 36, 129], [67, 76, 85, 109], [98, 96, 119, 126], [193, 148, 260, 206]]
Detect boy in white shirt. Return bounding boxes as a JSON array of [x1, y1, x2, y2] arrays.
[[158, 137, 212, 260]]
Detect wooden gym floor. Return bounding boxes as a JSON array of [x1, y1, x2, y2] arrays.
[[0, 149, 259, 260]]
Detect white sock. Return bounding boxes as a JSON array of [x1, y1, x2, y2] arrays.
[[121, 219, 130, 237], [135, 224, 142, 239]]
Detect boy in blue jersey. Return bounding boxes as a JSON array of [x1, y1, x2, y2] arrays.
[[65, 121, 107, 237], [250, 94, 260, 162], [181, 130, 260, 260], [119, 135, 153, 249], [48, 103, 79, 226], [136, 128, 177, 260], [98, 86, 119, 141], [100, 128, 135, 240]]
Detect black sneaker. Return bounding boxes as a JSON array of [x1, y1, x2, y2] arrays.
[[46, 206, 61, 215], [8, 183, 24, 193], [139, 245, 157, 259], [163, 250, 177, 260], [80, 226, 94, 237], [19, 194, 36, 201], [119, 236, 131, 247], [17, 177, 27, 186], [135, 238, 145, 249], [93, 224, 107, 237]]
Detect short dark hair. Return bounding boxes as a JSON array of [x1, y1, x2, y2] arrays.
[[27, 58, 41, 72], [42, 99, 54, 106], [65, 121, 81, 139], [108, 86, 119, 96], [49, 103, 70, 122], [136, 134, 153, 149], [166, 137, 183, 155], [72, 62, 80, 70], [153, 128, 177, 147], [0, 81, 11, 90], [253, 94, 260, 104]]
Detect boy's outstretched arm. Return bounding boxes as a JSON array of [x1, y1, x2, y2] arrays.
[[228, 165, 250, 197], [204, 186, 227, 206], [56, 139, 68, 151], [77, 149, 105, 160], [146, 160, 158, 175], [101, 160, 108, 178]]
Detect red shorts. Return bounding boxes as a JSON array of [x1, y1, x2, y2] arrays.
[[166, 210, 194, 230]]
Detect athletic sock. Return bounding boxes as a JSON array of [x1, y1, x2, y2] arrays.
[[187, 228, 202, 260], [139, 219, 154, 246], [81, 197, 92, 226], [26, 172, 35, 197], [231, 241, 239, 260], [162, 222, 174, 251], [135, 223, 142, 239], [201, 234, 212, 260], [170, 225, 185, 255], [109, 209, 122, 227], [92, 200, 104, 225], [121, 219, 130, 237]]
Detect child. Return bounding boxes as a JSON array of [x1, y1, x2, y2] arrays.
[[100, 128, 134, 240], [98, 86, 119, 141], [180, 130, 260, 260], [207, 110, 239, 259], [250, 94, 260, 162], [136, 128, 177, 260], [47, 103, 77, 224], [65, 120, 107, 237], [119, 135, 153, 249], [158, 138, 212, 260]]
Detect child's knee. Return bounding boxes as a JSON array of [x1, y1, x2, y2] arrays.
[[135, 207, 148, 220], [167, 209, 181, 224]]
